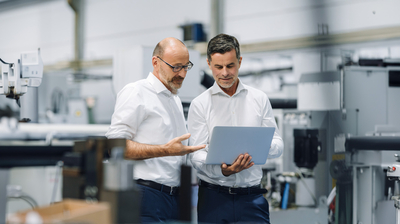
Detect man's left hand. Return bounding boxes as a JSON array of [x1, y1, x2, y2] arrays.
[[221, 153, 254, 177]]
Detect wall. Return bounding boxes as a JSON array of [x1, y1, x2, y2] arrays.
[[1, 0, 400, 123], [225, 0, 400, 43], [1, 0, 399, 66]]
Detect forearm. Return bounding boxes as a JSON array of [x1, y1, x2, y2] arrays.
[[125, 139, 168, 160], [125, 134, 204, 160]]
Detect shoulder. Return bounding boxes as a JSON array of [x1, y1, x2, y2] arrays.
[[191, 88, 212, 106], [243, 83, 268, 99], [118, 79, 151, 97], [189, 88, 213, 114]]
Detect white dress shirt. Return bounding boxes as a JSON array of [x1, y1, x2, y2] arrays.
[[106, 73, 188, 187], [187, 79, 284, 187]]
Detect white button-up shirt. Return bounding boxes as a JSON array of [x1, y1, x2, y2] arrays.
[[187, 79, 284, 187], [106, 73, 187, 187]]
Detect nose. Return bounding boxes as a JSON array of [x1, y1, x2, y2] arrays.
[[178, 69, 187, 79], [221, 67, 229, 77]]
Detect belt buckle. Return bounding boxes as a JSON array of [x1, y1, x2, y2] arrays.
[[228, 187, 237, 195], [170, 186, 174, 195]]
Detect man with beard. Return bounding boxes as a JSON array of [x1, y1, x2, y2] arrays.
[[188, 34, 284, 223], [106, 37, 205, 223]]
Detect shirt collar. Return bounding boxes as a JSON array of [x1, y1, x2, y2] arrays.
[[147, 72, 173, 97], [210, 78, 247, 97]]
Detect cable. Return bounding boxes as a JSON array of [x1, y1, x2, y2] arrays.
[[0, 58, 13, 65], [296, 168, 317, 205], [20, 195, 39, 207], [7, 185, 39, 209], [8, 196, 37, 209]]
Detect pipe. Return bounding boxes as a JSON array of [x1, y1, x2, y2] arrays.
[[68, 0, 85, 63]]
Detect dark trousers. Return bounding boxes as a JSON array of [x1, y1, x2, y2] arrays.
[[138, 184, 179, 223], [198, 185, 270, 224]]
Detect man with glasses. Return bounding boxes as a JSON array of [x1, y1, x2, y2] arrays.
[[106, 37, 205, 223], [187, 34, 284, 223]]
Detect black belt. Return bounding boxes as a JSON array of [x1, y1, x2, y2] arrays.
[[136, 179, 179, 195], [198, 179, 267, 195]]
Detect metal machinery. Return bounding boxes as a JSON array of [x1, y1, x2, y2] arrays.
[[62, 137, 142, 224], [270, 110, 329, 224], [0, 124, 125, 223], [0, 120, 145, 224], [387, 154, 400, 224], [293, 128, 320, 206], [292, 64, 400, 224], [0, 50, 142, 223], [0, 46, 199, 223], [0, 49, 43, 123], [331, 135, 400, 224]]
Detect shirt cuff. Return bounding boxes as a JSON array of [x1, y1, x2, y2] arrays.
[[212, 164, 225, 178]]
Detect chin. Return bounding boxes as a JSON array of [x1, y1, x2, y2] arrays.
[[219, 82, 233, 89], [174, 84, 182, 89]]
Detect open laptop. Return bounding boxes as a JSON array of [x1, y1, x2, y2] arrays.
[[205, 126, 275, 165]]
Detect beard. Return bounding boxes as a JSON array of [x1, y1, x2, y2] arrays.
[[217, 77, 237, 89], [159, 66, 184, 95]]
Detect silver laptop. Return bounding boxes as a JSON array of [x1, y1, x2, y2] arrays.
[[205, 126, 275, 165]]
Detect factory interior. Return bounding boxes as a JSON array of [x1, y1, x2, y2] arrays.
[[1, 0, 400, 223]]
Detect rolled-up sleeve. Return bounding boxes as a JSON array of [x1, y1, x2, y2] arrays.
[[105, 85, 146, 140]]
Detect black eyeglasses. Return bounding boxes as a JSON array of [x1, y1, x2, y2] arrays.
[[157, 56, 193, 72]]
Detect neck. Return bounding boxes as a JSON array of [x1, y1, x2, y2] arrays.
[[222, 81, 238, 96]]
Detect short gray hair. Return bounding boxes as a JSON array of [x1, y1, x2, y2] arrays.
[[207, 34, 240, 62]]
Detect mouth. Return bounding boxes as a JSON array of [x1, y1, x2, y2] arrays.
[[220, 77, 232, 81], [171, 78, 184, 86], [172, 77, 184, 82]]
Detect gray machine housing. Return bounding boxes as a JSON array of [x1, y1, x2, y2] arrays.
[[281, 66, 400, 224]]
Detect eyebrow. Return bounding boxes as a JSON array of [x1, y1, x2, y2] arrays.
[[173, 61, 190, 66], [214, 62, 235, 67]]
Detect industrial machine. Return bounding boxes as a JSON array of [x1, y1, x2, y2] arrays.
[[293, 128, 321, 207], [270, 63, 400, 224], [296, 64, 400, 224], [269, 117, 329, 224], [276, 110, 329, 206], [0, 46, 199, 223], [0, 121, 112, 223], [387, 154, 400, 224], [330, 135, 400, 224], [0, 49, 43, 122], [62, 137, 142, 224]]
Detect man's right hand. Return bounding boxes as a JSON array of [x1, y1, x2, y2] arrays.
[[163, 133, 206, 156], [221, 153, 254, 177]]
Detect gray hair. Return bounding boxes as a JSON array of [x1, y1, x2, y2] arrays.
[[207, 34, 240, 62]]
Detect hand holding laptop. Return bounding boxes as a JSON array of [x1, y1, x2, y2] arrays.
[[221, 153, 254, 177]]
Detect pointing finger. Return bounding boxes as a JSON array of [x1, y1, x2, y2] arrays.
[[177, 133, 191, 142], [188, 144, 206, 152]]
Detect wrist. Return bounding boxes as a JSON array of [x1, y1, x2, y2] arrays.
[[160, 144, 169, 156], [221, 165, 232, 177], [222, 171, 231, 177]]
